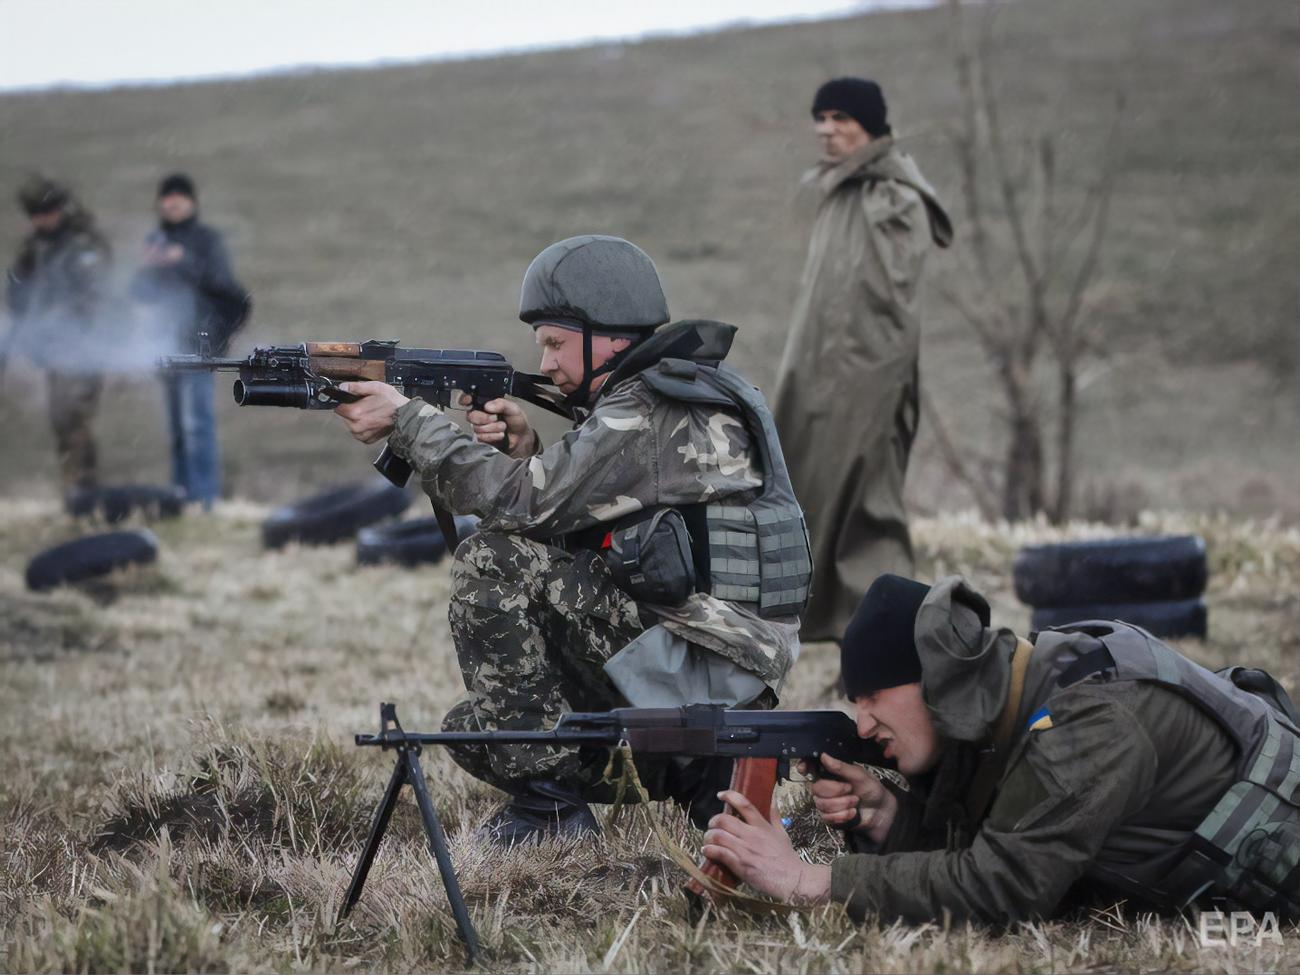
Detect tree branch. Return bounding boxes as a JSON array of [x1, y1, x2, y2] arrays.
[[922, 390, 1001, 519], [1057, 93, 1124, 346]]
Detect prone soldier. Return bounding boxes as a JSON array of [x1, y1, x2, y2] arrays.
[[335, 235, 813, 842], [702, 574, 1300, 920]]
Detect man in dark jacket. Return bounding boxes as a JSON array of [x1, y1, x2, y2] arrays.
[[702, 574, 1300, 920], [4, 176, 111, 493], [131, 173, 249, 508]]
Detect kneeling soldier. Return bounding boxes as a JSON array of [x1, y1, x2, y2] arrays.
[[336, 236, 811, 842], [702, 574, 1300, 920]]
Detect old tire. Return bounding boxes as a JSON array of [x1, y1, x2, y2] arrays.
[[66, 485, 187, 522], [1031, 598, 1208, 640], [1013, 535, 1207, 608], [356, 514, 478, 569], [262, 480, 411, 549], [356, 515, 480, 567], [25, 529, 160, 591]]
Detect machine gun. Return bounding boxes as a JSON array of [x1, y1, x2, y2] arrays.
[[340, 702, 888, 964], [160, 337, 575, 543]]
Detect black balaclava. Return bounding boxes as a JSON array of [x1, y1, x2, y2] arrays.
[[811, 77, 892, 138], [840, 574, 931, 699]]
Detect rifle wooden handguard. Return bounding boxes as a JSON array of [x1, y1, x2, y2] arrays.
[[686, 755, 779, 901]]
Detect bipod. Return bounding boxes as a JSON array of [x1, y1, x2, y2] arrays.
[[338, 703, 480, 965]]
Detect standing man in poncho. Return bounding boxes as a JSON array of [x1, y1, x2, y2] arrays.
[[773, 77, 953, 642]]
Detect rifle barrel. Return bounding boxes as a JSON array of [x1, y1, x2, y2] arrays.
[[158, 355, 247, 371], [354, 729, 617, 748]]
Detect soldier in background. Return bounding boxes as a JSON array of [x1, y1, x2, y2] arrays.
[[4, 176, 111, 495], [131, 173, 249, 509], [773, 78, 952, 643], [334, 236, 811, 843]]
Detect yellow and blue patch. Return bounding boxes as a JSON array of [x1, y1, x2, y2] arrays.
[[1026, 706, 1054, 732]]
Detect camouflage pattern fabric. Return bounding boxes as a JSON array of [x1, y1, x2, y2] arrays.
[[6, 223, 109, 342], [440, 531, 647, 792], [7, 219, 110, 490], [388, 353, 798, 693], [45, 370, 102, 490]]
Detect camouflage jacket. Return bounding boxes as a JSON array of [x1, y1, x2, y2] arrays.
[[387, 322, 799, 693], [6, 222, 110, 363], [830, 577, 1239, 923]]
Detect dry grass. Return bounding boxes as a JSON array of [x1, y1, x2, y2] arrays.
[[2, 498, 1297, 972]]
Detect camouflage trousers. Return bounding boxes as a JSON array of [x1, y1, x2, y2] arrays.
[[46, 370, 101, 492], [442, 531, 651, 796]]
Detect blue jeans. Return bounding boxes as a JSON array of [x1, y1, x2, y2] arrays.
[[163, 372, 220, 507]]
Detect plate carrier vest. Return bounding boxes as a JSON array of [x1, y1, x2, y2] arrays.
[[1035, 620, 1300, 915]]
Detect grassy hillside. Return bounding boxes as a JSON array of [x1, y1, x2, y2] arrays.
[[2, 500, 1296, 970], [1, 0, 1297, 516]]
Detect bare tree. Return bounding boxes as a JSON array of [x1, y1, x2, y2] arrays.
[[936, 0, 1122, 523]]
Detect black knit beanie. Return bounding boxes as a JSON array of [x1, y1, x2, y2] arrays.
[[811, 77, 891, 138], [840, 574, 931, 699], [157, 173, 197, 200]]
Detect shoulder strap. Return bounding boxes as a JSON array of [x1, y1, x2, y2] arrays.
[[993, 638, 1035, 752], [964, 638, 1035, 822]]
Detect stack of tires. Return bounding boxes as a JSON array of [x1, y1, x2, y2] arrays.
[[262, 480, 411, 549], [66, 484, 187, 523], [1013, 535, 1208, 639], [261, 480, 473, 568], [357, 515, 480, 567]]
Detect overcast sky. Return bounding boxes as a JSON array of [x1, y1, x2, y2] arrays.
[[0, 0, 933, 91]]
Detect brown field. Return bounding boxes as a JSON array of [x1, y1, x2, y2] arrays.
[[2, 0, 1299, 970], [1, 500, 1297, 971], [0, 0, 1297, 516]]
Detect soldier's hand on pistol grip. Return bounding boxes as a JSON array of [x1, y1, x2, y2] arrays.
[[460, 394, 537, 458], [335, 381, 410, 444], [799, 752, 898, 844], [702, 790, 831, 905]]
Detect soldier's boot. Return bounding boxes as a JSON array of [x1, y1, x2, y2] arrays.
[[479, 779, 601, 847], [666, 757, 735, 830]]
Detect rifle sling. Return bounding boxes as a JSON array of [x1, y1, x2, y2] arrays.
[[965, 637, 1035, 823]]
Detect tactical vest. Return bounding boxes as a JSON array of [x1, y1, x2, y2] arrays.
[[635, 357, 813, 619], [1033, 621, 1300, 915]]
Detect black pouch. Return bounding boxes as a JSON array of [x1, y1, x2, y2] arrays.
[[605, 508, 696, 606]]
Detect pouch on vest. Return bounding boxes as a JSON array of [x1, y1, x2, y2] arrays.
[[605, 507, 696, 607], [1217, 666, 1300, 724]]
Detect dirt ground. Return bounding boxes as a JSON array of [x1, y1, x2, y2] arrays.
[[2, 499, 1296, 971]]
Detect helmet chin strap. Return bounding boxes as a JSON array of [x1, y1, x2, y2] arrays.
[[562, 326, 637, 411]]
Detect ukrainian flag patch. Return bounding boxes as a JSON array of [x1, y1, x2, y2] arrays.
[[1026, 706, 1053, 732]]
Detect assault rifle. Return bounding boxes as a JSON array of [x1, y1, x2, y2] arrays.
[[160, 336, 574, 543], [340, 702, 888, 964]]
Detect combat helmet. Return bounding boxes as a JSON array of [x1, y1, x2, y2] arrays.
[[520, 235, 669, 407], [17, 175, 70, 216]]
